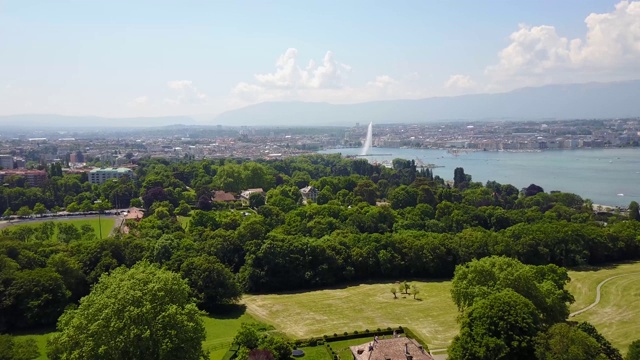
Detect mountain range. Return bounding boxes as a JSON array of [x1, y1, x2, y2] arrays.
[[1, 80, 639, 128], [214, 80, 640, 126]]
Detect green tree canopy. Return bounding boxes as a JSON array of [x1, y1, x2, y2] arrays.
[[47, 262, 207, 360], [448, 289, 542, 360], [451, 256, 574, 325], [627, 340, 640, 360], [179, 255, 242, 311], [535, 323, 605, 360]]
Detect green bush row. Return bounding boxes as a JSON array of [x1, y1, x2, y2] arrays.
[[294, 327, 403, 347]]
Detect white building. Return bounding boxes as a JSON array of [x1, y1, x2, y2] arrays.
[[88, 167, 134, 185]]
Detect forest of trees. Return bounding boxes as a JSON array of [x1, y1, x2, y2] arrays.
[[1, 153, 639, 358]]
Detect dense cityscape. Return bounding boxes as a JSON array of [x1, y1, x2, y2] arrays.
[[1, 119, 639, 175]]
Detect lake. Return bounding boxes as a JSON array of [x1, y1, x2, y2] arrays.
[[319, 147, 640, 207]]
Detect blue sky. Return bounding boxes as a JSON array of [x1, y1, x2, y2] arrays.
[[1, 0, 639, 118]]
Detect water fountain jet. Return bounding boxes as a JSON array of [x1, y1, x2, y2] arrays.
[[360, 122, 373, 156]]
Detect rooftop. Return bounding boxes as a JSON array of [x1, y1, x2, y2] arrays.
[[349, 337, 433, 360]]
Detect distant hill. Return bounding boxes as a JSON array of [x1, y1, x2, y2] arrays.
[[2, 80, 639, 129], [214, 80, 640, 126], [0, 114, 197, 129]]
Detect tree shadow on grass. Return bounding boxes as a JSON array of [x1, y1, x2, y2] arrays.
[[9, 325, 56, 336], [568, 260, 640, 273], [255, 278, 453, 296], [206, 304, 247, 319]]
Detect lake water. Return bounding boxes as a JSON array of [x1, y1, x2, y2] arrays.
[[318, 147, 640, 207]]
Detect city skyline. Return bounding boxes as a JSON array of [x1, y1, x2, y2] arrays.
[[1, 0, 639, 118]]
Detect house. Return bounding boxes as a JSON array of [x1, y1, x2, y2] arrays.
[[300, 186, 318, 203], [212, 191, 236, 203], [349, 337, 433, 360], [240, 188, 264, 200]]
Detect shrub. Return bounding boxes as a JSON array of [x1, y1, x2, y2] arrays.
[[365, 329, 370, 333], [377, 328, 382, 332], [343, 332, 348, 336], [333, 333, 338, 337], [354, 330, 359, 335]]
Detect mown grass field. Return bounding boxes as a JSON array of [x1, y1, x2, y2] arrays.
[[243, 281, 458, 350], [1, 217, 116, 240], [567, 261, 640, 355]]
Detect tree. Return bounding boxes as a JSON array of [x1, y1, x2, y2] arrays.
[[524, 184, 545, 197], [259, 335, 292, 360], [47, 262, 207, 360], [411, 284, 420, 299], [354, 180, 378, 205], [176, 200, 191, 216], [234, 323, 261, 350], [576, 322, 623, 360], [0, 335, 40, 360], [627, 340, 640, 360], [453, 167, 468, 189], [33, 202, 47, 217], [629, 201, 640, 221], [402, 281, 410, 294], [451, 256, 574, 326], [180, 255, 242, 312], [249, 192, 266, 208], [16, 206, 31, 218], [6, 268, 70, 329], [448, 289, 542, 360], [390, 287, 397, 299], [66, 202, 79, 213], [535, 323, 605, 360]]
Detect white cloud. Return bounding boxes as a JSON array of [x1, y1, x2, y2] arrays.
[[129, 95, 149, 106], [486, 1, 640, 88], [444, 74, 476, 89], [165, 80, 207, 105], [243, 48, 351, 91], [230, 49, 424, 104], [367, 75, 397, 88]]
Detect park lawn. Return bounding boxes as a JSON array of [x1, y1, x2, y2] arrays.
[[2, 217, 116, 240], [243, 281, 458, 350], [297, 345, 331, 360], [203, 310, 257, 360], [64, 218, 116, 239], [567, 261, 640, 311], [567, 261, 640, 355]]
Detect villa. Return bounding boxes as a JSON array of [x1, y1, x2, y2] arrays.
[[349, 337, 433, 360]]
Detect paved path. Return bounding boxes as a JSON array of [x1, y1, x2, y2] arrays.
[[569, 272, 639, 317]]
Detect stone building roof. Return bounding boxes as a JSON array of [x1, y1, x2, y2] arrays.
[[349, 337, 433, 360]]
